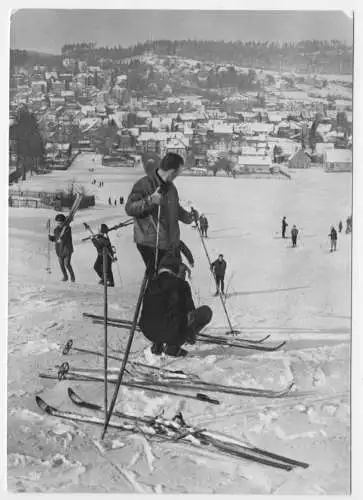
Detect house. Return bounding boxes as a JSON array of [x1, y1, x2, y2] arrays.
[[324, 149, 352, 172], [234, 155, 272, 174], [288, 150, 311, 169], [31, 80, 47, 94]]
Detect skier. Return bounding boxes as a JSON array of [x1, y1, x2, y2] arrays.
[[140, 253, 212, 358], [211, 254, 227, 296], [120, 196, 124, 205], [114, 199, 117, 207], [125, 152, 193, 270], [199, 214, 209, 238], [91, 224, 115, 286], [291, 225, 299, 248], [108, 196, 112, 206], [338, 220, 343, 233], [346, 215, 352, 234], [282, 216, 288, 239], [48, 213, 75, 282], [329, 226, 338, 252], [190, 206, 199, 228]]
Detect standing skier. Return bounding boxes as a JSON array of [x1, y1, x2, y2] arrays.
[[329, 226, 338, 252], [291, 225, 299, 248], [125, 152, 193, 270], [346, 216, 352, 234], [140, 254, 212, 358], [282, 216, 288, 239], [338, 220, 343, 233], [108, 196, 112, 206], [119, 196, 124, 205], [48, 213, 75, 282], [92, 224, 115, 286], [211, 254, 227, 296], [199, 214, 209, 238]]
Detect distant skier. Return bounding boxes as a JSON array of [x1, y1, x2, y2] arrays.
[[346, 215, 352, 234], [291, 225, 299, 248], [211, 254, 227, 296], [282, 216, 288, 239], [338, 220, 343, 233], [114, 199, 117, 207], [329, 226, 338, 252], [190, 206, 199, 228], [108, 196, 112, 206], [91, 223, 115, 287], [199, 214, 209, 238], [48, 213, 75, 282], [140, 253, 212, 358], [119, 196, 124, 205]]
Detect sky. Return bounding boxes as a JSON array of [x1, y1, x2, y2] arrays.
[[10, 10, 353, 54]]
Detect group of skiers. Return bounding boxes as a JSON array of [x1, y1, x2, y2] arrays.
[[282, 216, 351, 252], [92, 179, 104, 187], [47, 149, 351, 359], [281, 217, 299, 248], [108, 196, 124, 207]]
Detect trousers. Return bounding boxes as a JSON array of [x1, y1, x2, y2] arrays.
[[58, 255, 75, 281], [94, 255, 114, 285], [215, 275, 225, 293], [137, 244, 168, 271]]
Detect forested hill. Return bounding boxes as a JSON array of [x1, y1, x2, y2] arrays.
[[11, 39, 352, 74]]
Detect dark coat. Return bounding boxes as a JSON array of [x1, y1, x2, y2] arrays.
[[291, 228, 299, 239], [125, 168, 192, 250], [139, 271, 195, 345], [329, 228, 338, 241], [211, 259, 227, 277], [92, 234, 114, 258], [49, 225, 73, 258]]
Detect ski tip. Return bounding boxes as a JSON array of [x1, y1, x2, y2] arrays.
[[35, 396, 55, 414], [67, 387, 79, 401]]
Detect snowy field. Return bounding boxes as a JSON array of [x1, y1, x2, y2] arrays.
[[8, 153, 351, 494]]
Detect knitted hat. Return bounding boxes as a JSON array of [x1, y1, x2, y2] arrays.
[[55, 213, 66, 222], [159, 254, 181, 275]]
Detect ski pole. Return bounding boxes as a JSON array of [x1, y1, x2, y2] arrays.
[[102, 245, 108, 424], [191, 213, 239, 335], [46, 218, 51, 274], [102, 265, 151, 440], [155, 204, 161, 273]]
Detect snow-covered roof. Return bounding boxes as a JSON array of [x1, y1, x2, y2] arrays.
[[324, 149, 352, 163]]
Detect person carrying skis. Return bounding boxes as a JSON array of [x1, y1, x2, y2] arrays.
[[291, 225, 299, 248], [125, 152, 194, 270], [199, 214, 209, 238], [346, 215, 352, 234], [48, 213, 75, 282], [91, 223, 115, 286], [190, 206, 199, 229], [211, 254, 227, 296], [282, 216, 288, 239], [329, 225, 338, 252], [338, 220, 343, 233], [140, 253, 212, 358]]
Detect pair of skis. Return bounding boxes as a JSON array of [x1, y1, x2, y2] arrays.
[[40, 360, 294, 400], [82, 312, 286, 352], [36, 389, 309, 471], [81, 218, 133, 242]]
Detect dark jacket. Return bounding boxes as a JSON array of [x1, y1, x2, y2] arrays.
[[282, 219, 288, 230], [125, 168, 192, 250], [211, 259, 227, 277], [139, 271, 195, 345], [291, 228, 299, 239], [92, 234, 114, 258], [49, 225, 73, 258], [329, 228, 338, 241], [199, 215, 208, 228]]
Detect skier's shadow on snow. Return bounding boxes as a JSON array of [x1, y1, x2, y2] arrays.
[[227, 285, 310, 298]]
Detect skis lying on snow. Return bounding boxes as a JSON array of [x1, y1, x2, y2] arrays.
[[43, 360, 295, 399], [39, 370, 220, 405], [82, 313, 286, 351], [35, 391, 309, 471]]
